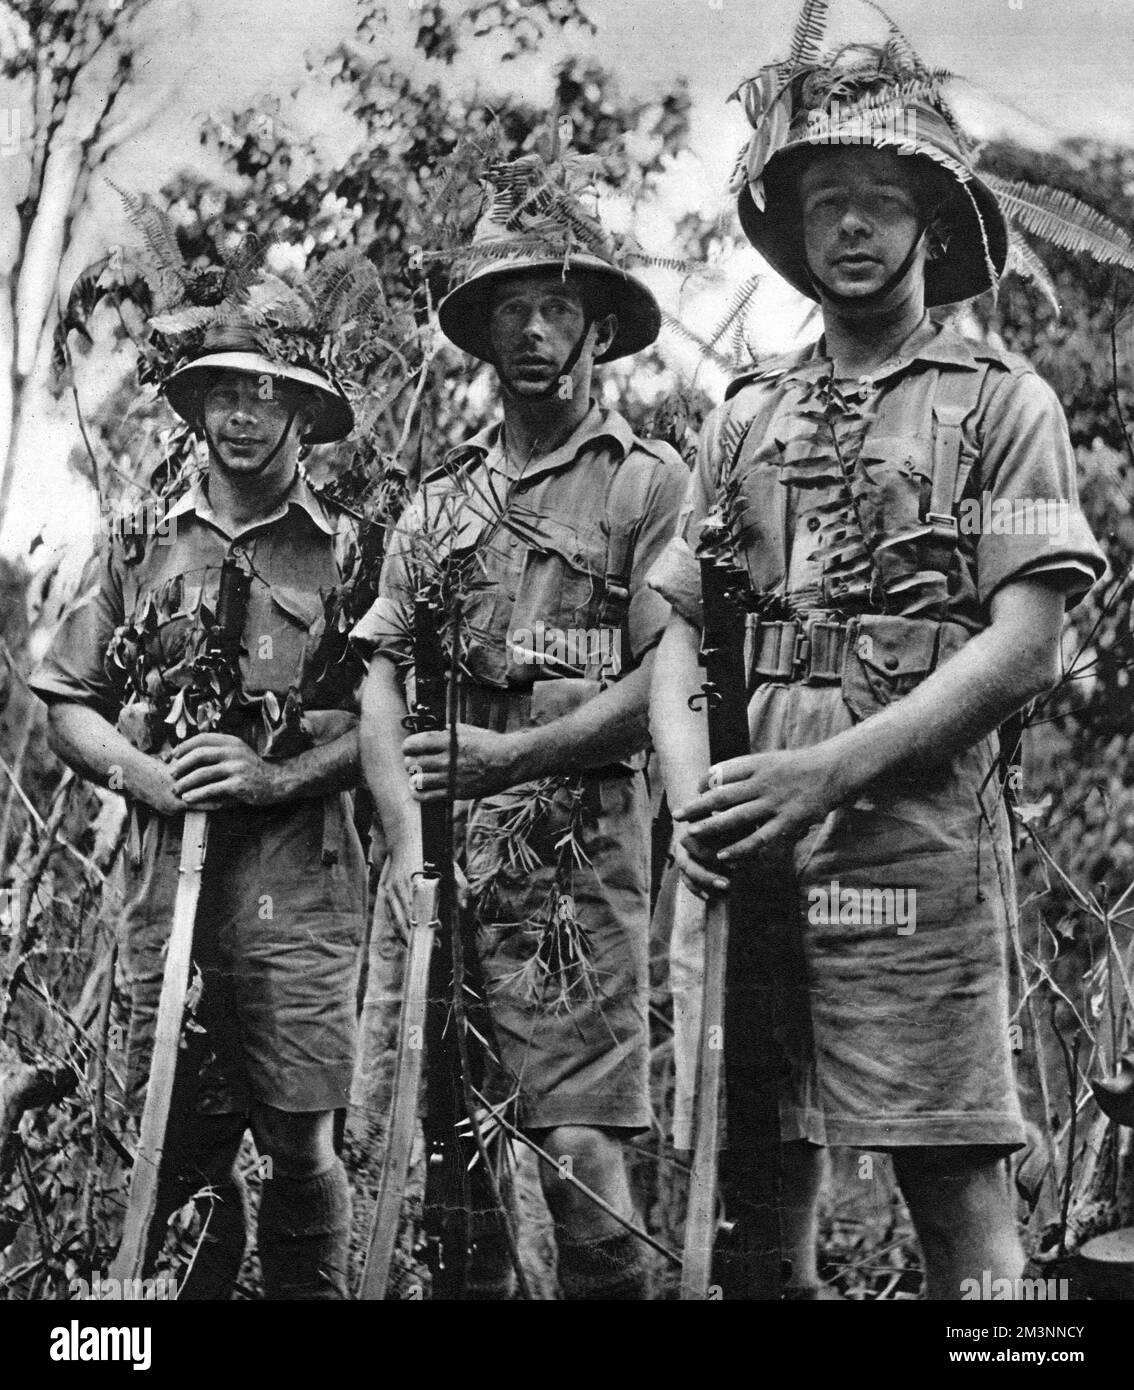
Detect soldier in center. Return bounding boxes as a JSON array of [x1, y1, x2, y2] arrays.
[[352, 157, 687, 1299]]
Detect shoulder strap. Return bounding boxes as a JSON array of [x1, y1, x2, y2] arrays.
[[587, 450, 658, 680], [922, 364, 988, 575]]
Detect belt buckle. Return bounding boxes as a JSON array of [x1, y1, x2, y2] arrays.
[[792, 626, 811, 680], [925, 510, 959, 540]]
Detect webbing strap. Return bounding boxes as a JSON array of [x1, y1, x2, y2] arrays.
[[923, 367, 984, 576], [588, 453, 654, 681]]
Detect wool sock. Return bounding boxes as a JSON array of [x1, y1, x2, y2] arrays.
[[179, 1173, 250, 1300], [557, 1228, 651, 1301], [257, 1162, 351, 1301], [465, 1216, 517, 1300]]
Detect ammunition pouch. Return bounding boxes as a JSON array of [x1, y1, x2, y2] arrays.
[[840, 615, 971, 724], [745, 612, 973, 726], [747, 615, 850, 686]]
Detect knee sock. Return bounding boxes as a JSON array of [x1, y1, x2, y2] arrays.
[[465, 1215, 517, 1300], [257, 1162, 351, 1301], [145, 1114, 248, 1295], [179, 1173, 250, 1300], [557, 1229, 651, 1301]]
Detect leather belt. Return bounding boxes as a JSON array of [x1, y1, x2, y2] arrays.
[[748, 616, 850, 685]]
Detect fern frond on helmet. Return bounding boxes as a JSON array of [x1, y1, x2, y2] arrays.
[[731, 0, 1134, 307], [433, 130, 676, 363]]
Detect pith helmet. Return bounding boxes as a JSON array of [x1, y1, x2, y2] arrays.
[[163, 322, 354, 444], [437, 153, 662, 363], [732, 39, 1008, 306]]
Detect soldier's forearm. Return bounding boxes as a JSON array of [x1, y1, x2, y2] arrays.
[[508, 654, 655, 783], [360, 657, 419, 847], [46, 701, 171, 801], [821, 579, 1064, 804], [269, 726, 361, 803]]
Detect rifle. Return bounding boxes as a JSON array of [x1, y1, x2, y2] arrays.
[[111, 555, 251, 1283], [681, 524, 784, 1301], [360, 591, 473, 1299]]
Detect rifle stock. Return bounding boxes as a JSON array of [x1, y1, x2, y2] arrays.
[[681, 529, 783, 1301], [359, 593, 474, 1298], [359, 871, 438, 1299], [111, 556, 250, 1282]]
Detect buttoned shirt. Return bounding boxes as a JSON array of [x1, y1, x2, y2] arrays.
[[650, 317, 1106, 631], [352, 403, 688, 689], [30, 472, 365, 747]]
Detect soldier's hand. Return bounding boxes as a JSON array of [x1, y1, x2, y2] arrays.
[[402, 724, 518, 801], [673, 827, 731, 901], [379, 841, 469, 942], [131, 756, 191, 818], [378, 839, 417, 941], [169, 733, 281, 809], [673, 746, 836, 864]]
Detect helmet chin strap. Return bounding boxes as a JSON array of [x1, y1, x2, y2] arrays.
[[807, 218, 928, 310], [495, 317, 596, 402], [202, 408, 299, 478]]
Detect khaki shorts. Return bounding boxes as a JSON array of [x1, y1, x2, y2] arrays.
[[117, 797, 366, 1116], [716, 679, 1026, 1152], [466, 769, 652, 1132]]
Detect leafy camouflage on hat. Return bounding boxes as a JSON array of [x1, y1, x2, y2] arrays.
[[435, 133, 685, 362], [730, 0, 1134, 308]]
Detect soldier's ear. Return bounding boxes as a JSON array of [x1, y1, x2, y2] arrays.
[[593, 312, 618, 358]]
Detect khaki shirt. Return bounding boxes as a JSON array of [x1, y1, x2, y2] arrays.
[[353, 403, 688, 694], [30, 472, 365, 747], [650, 318, 1106, 630]]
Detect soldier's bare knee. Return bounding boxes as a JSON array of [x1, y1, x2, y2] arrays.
[[537, 1125, 622, 1200], [250, 1105, 334, 1177]]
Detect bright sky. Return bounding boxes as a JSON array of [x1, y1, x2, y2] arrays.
[[10, 0, 1134, 564]]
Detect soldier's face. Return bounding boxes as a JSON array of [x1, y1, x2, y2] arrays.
[[488, 275, 591, 395], [799, 148, 926, 302], [201, 374, 305, 475]]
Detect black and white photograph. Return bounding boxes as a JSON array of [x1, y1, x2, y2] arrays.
[[0, 0, 1132, 1365]]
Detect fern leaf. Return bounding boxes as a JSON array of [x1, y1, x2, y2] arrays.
[[705, 274, 762, 353], [221, 233, 266, 302], [150, 305, 219, 335], [984, 175, 1134, 272], [248, 274, 313, 327], [788, 0, 831, 67], [859, 0, 928, 75], [659, 309, 736, 374], [110, 182, 187, 290], [1006, 230, 1061, 313]]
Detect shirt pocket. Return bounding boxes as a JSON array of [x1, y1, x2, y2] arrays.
[[503, 517, 609, 681], [254, 584, 325, 694]]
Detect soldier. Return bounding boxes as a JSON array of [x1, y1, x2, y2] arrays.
[[649, 40, 1107, 1298], [30, 312, 369, 1300], [352, 155, 687, 1299]]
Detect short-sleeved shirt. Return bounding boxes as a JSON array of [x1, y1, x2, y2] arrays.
[[28, 470, 370, 1114], [651, 316, 1106, 630], [351, 403, 687, 1131], [352, 403, 689, 689], [30, 472, 366, 742]]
